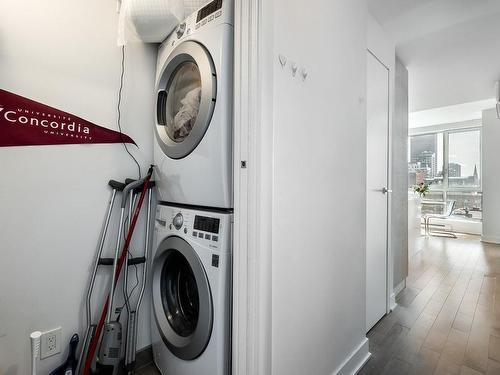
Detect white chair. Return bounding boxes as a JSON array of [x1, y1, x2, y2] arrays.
[[423, 200, 457, 238]]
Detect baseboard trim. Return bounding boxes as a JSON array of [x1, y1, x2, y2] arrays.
[[333, 337, 371, 375], [390, 278, 406, 310], [389, 294, 397, 311], [481, 235, 500, 245]]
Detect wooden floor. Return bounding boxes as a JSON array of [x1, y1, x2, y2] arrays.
[[137, 234, 500, 375], [136, 363, 161, 374], [135, 363, 161, 375], [359, 233, 500, 375]]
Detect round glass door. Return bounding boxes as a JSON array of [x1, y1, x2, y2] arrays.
[[152, 236, 213, 360], [163, 62, 202, 144], [156, 41, 217, 160], [160, 249, 199, 337]]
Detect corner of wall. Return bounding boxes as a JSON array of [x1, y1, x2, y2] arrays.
[[367, 14, 395, 70], [333, 338, 371, 375], [481, 108, 500, 242]]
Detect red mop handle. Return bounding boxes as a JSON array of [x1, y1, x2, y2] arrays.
[[82, 169, 153, 375]]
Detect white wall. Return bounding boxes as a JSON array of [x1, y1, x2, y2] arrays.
[[392, 57, 409, 290], [270, 0, 369, 374], [481, 109, 500, 244], [0, 1, 156, 373]]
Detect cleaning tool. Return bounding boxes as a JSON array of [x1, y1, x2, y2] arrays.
[[49, 334, 79, 375], [30, 331, 42, 375], [81, 166, 154, 375]]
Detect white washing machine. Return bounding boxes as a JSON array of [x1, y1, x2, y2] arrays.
[[154, 0, 233, 209], [151, 203, 232, 375]]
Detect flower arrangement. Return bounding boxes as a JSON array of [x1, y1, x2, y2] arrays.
[[413, 182, 429, 198]]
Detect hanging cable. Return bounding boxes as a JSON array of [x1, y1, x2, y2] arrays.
[[117, 45, 142, 179]]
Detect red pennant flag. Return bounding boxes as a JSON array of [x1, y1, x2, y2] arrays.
[[0, 89, 136, 147]]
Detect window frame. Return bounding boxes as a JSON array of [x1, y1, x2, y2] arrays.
[[409, 126, 482, 218]]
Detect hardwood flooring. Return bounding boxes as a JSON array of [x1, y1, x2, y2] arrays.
[[359, 234, 500, 375], [135, 363, 161, 374]]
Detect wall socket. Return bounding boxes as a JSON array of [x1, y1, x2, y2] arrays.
[[40, 327, 61, 359]]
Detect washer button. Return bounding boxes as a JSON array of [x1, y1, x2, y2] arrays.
[[205, 234, 210, 240], [212, 235, 218, 242], [198, 232, 204, 238], [193, 231, 198, 237], [184, 227, 188, 234]]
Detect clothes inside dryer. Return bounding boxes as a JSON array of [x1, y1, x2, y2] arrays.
[[164, 62, 202, 142]]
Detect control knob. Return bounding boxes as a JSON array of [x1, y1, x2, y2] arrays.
[[173, 213, 183, 230], [176, 22, 186, 39]]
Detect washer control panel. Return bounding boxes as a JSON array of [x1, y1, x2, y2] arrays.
[[158, 0, 232, 60], [156, 205, 231, 250]]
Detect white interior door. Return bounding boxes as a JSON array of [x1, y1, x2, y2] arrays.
[[366, 51, 390, 332]]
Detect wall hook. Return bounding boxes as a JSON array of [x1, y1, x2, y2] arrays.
[[300, 68, 308, 81], [278, 54, 287, 68]]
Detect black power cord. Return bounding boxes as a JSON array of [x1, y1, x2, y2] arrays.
[[117, 45, 142, 179]]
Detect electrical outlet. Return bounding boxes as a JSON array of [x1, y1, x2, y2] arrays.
[[40, 327, 61, 359]]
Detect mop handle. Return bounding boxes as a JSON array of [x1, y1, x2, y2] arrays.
[[82, 166, 154, 375]]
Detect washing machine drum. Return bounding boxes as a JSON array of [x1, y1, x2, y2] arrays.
[[155, 41, 217, 160], [152, 236, 213, 360]]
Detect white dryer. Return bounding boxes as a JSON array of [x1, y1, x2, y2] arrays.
[[151, 203, 232, 375], [154, 0, 233, 209]]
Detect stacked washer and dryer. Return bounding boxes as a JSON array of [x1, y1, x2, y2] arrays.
[[151, 0, 233, 374]]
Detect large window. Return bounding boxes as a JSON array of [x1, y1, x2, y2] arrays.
[[408, 128, 482, 221]]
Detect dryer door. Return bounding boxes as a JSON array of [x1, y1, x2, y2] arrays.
[[152, 236, 213, 360], [155, 41, 217, 159]]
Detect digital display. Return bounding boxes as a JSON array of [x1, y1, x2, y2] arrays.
[[194, 215, 220, 234], [197, 0, 223, 22]]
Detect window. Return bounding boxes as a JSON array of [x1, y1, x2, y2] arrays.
[[408, 128, 482, 221], [408, 133, 444, 188], [448, 130, 481, 188]]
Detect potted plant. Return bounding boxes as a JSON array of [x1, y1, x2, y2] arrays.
[[413, 182, 429, 198]]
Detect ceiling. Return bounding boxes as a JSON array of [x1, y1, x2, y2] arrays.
[[409, 98, 495, 128], [368, 0, 500, 113]]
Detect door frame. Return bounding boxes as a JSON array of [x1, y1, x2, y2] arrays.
[[232, 0, 273, 374], [366, 48, 394, 326]]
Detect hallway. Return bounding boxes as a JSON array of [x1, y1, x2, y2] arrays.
[[360, 235, 500, 374]]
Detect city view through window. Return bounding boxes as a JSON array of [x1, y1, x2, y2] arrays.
[[408, 129, 482, 221]]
